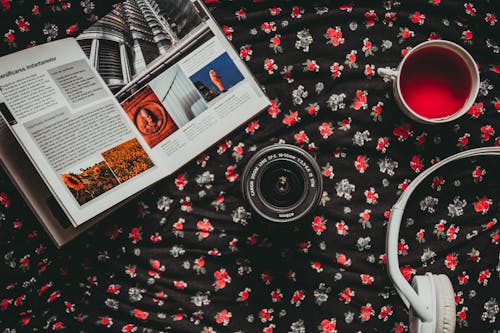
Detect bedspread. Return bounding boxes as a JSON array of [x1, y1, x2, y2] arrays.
[[0, 1, 499, 332]]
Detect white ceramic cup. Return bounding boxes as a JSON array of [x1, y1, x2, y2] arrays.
[[377, 40, 480, 124]]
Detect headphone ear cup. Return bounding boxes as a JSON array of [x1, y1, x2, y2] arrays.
[[433, 274, 456, 333]]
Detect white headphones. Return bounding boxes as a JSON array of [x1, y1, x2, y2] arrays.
[[386, 146, 500, 333]]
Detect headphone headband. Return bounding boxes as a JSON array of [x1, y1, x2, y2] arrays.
[[386, 146, 500, 322]]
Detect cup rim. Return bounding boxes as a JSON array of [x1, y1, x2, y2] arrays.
[[395, 40, 480, 124]]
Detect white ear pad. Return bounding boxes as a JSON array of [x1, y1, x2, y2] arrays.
[[433, 274, 456, 333]]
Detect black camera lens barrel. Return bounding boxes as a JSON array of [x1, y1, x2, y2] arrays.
[[241, 144, 323, 223]]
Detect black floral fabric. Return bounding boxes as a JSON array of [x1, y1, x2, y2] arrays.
[[1, 0, 499, 332]]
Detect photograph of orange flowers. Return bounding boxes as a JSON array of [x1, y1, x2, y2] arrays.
[[60, 161, 119, 206], [101, 138, 155, 183]]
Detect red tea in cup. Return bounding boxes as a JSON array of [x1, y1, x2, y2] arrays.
[[378, 40, 479, 124], [400, 46, 472, 119]]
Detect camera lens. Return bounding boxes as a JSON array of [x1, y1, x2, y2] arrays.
[[260, 161, 304, 208], [241, 144, 322, 223]]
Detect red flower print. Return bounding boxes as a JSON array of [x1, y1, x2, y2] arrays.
[[364, 64, 375, 79], [267, 99, 281, 118], [464, 3, 476, 16], [128, 227, 142, 243], [480, 125, 494, 142], [345, 50, 358, 68], [467, 102, 484, 118], [376, 137, 389, 153], [303, 59, 319, 72], [269, 35, 282, 53], [99, 316, 113, 327], [444, 253, 459, 271], [322, 163, 334, 179], [358, 209, 372, 228], [393, 322, 407, 333], [291, 6, 303, 18], [245, 120, 259, 134], [364, 10, 378, 28], [0, 192, 10, 207], [364, 188, 379, 204], [239, 45, 252, 61], [477, 269, 491, 286], [312, 216, 327, 235], [282, 111, 300, 127], [378, 305, 393, 321], [269, 7, 281, 16], [215, 309, 231, 325], [354, 155, 369, 173], [398, 239, 409, 255], [66, 24, 78, 35], [271, 289, 282, 302], [398, 27, 415, 42], [384, 12, 397, 26], [410, 11, 425, 25], [4, 29, 15, 45], [121, 324, 137, 333], [264, 58, 278, 74], [458, 272, 469, 285], [319, 318, 337, 333], [237, 288, 251, 302], [360, 303, 375, 322], [197, 218, 213, 239], [259, 308, 274, 322], [336, 253, 351, 267], [473, 196, 492, 214], [213, 268, 231, 290], [338, 287, 354, 304], [485, 13, 497, 26], [290, 290, 305, 306], [15, 17, 30, 32], [107, 284, 121, 294], [52, 321, 65, 331], [446, 224, 459, 242], [175, 173, 187, 190], [362, 38, 377, 56], [235, 8, 246, 20], [225, 165, 238, 182], [330, 62, 344, 78], [400, 265, 415, 281], [173, 280, 187, 290], [222, 25, 233, 40], [457, 133, 470, 148], [352, 90, 368, 110], [306, 103, 320, 116], [360, 274, 374, 285], [325, 27, 344, 46], [1, 0, 11, 10], [335, 221, 349, 236], [261, 22, 276, 34], [132, 309, 149, 320], [410, 155, 424, 173], [1, 298, 11, 310], [319, 122, 333, 139], [461, 30, 473, 44]]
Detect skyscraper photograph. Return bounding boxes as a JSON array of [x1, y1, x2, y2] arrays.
[[77, 0, 203, 92]]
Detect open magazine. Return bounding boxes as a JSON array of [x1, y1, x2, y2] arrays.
[[0, 0, 270, 247]]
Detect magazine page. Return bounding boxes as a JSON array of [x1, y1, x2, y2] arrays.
[[0, 39, 165, 227], [77, 0, 269, 173]]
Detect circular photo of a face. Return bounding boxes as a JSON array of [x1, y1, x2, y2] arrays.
[[134, 102, 167, 136]]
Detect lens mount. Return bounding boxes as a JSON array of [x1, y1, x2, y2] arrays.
[[242, 144, 323, 223]]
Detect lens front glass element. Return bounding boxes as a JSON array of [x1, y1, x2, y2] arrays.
[[260, 161, 305, 208]]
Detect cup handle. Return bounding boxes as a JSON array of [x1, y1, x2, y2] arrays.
[[377, 67, 399, 81]]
